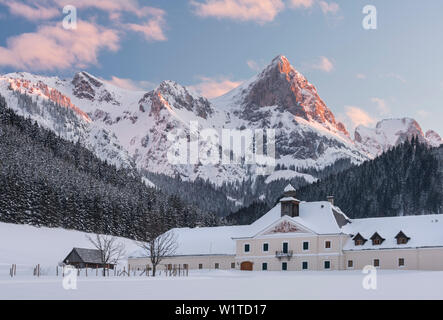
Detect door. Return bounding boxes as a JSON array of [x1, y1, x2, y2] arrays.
[[240, 261, 253, 271], [282, 242, 289, 254]]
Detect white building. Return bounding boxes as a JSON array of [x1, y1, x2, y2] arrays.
[[129, 185, 443, 271]]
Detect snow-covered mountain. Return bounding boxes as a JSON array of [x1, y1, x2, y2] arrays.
[[0, 56, 440, 187], [355, 118, 442, 156], [213, 55, 366, 171]]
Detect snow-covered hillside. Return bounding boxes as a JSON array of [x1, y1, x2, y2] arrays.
[[0, 222, 138, 267]]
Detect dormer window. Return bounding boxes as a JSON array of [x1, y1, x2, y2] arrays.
[[370, 232, 385, 246], [353, 233, 367, 246], [395, 231, 410, 245]]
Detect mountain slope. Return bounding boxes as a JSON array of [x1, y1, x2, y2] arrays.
[[297, 138, 442, 218], [0, 95, 220, 237], [0, 56, 440, 190], [355, 118, 442, 156]]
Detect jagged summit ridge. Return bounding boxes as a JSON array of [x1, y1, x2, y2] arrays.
[[216, 55, 349, 138]]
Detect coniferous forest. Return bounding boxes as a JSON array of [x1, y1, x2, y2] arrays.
[[0, 95, 220, 239], [1, 92, 442, 232], [297, 138, 442, 218], [229, 139, 443, 224]]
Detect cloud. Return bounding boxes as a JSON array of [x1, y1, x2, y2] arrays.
[[190, 76, 243, 99], [345, 106, 376, 128], [0, 0, 59, 21], [123, 11, 167, 42], [246, 59, 262, 71], [0, 21, 119, 71], [371, 97, 390, 116], [0, 0, 168, 71], [318, 1, 339, 15], [105, 76, 156, 91], [382, 73, 406, 83], [311, 56, 334, 72], [190, 0, 285, 23], [417, 110, 430, 119], [56, 0, 160, 18], [289, 0, 314, 9], [356, 73, 366, 80]]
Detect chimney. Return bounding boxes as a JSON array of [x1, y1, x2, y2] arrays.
[[327, 196, 334, 206]]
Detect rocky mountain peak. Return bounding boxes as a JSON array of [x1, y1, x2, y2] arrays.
[[140, 80, 214, 119], [72, 71, 118, 105], [237, 55, 349, 137], [355, 118, 440, 156], [425, 130, 443, 147]]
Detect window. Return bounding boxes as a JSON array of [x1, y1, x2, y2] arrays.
[[353, 233, 367, 246], [262, 263, 268, 271], [244, 244, 250, 253], [282, 242, 289, 254], [398, 258, 405, 267], [371, 232, 385, 245], [263, 243, 269, 252], [373, 259, 380, 267], [231, 262, 235, 269], [325, 241, 331, 249], [282, 262, 288, 271], [303, 241, 309, 251], [347, 260, 354, 268], [302, 261, 308, 270], [198, 264, 203, 269], [215, 263, 220, 269], [324, 261, 331, 269], [398, 238, 408, 245], [395, 231, 410, 245]]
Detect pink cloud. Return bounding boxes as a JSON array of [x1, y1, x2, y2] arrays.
[[345, 106, 376, 128], [0, 21, 119, 71], [190, 76, 243, 99], [124, 10, 167, 42], [318, 1, 339, 15], [289, 0, 314, 9], [0, 0, 59, 21], [105, 76, 156, 91], [312, 56, 334, 72], [190, 0, 285, 24]]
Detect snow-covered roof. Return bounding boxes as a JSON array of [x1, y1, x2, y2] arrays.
[[280, 197, 300, 202], [284, 184, 296, 192], [131, 201, 348, 257], [130, 198, 443, 258], [342, 214, 443, 250]]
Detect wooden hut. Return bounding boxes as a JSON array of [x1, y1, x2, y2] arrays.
[[63, 248, 115, 269]]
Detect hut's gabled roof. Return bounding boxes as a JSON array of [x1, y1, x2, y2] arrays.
[[70, 248, 103, 264]]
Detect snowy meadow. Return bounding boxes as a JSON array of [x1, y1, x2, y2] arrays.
[[1, 222, 442, 300]]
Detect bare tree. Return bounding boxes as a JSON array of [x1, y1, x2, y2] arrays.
[[87, 234, 126, 276], [135, 217, 178, 277]]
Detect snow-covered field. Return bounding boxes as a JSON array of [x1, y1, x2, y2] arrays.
[[1, 222, 443, 300], [1, 269, 443, 300]]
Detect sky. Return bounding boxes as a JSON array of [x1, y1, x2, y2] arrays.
[[0, 0, 442, 136]]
